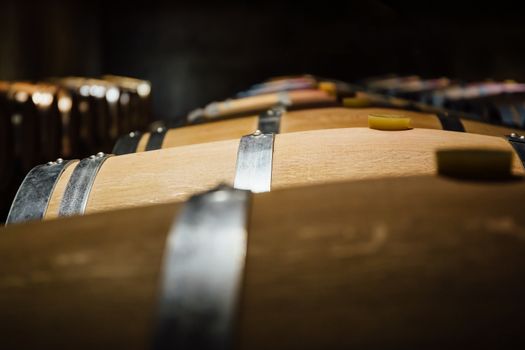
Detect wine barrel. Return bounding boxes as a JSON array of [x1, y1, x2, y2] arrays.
[[102, 75, 152, 132], [4, 82, 62, 170], [1, 176, 525, 349], [7, 127, 525, 223], [56, 76, 151, 155], [237, 75, 318, 97], [363, 76, 525, 129], [187, 89, 338, 122], [116, 107, 523, 154]]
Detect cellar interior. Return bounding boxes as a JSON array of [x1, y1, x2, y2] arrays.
[[1, 1, 525, 349]]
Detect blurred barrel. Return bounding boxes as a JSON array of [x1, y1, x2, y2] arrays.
[[363, 76, 525, 129], [187, 89, 338, 122], [102, 75, 152, 132], [6, 82, 62, 169], [117, 107, 522, 154], [56, 78, 120, 153], [55, 76, 152, 156], [236, 75, 318, 97], [8, 127, 525, 223], [2, 175, 525, 349]]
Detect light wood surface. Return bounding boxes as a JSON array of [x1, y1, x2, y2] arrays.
[[240, 175, 525, 349], [136, 107, 519, 151], [281, 107, 442, 132], [2, 176, 525, 348], [135, 129, 150, 152], [84, 137, 239, 214], [162, 116, 258, 149], [203, 89, 336, 119], [462, 118, 518, 136], [46, 128, 524, 217]]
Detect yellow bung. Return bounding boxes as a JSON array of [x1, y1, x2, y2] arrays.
[[343, 97, 372, 108], [368, 114, 411, 130], [436, 149, 513, 180], [318, 81, 337, 95]]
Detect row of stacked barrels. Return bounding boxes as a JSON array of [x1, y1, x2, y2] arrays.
[[2, 74, 525, 348], [361, 75, 525, 128], [0, 75, 152, 221]]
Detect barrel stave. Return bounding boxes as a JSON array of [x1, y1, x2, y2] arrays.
[[2, 177, 525, 348]]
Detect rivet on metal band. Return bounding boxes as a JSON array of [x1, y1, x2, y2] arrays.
[[112, 130, 142, 155], [58, 153, 112, 217], [257, 106, 285, 134], [234, 130, 275, 193], [146, 127, 167, 151], [154, 186, 251, 350], [508, 133, 525, 168], [6, 159, 76, 224], [437, 112, 465, 132]]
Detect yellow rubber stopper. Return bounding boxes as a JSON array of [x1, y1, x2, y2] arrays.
[[436, 149, 513, 180], [343, 97, 371, 108], [368, 114, 411, 130], [318, 81, 337, 96]]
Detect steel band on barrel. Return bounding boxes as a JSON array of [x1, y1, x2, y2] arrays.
[[508, 133, 525, 168], [6, 158, 76, 224], [58, 153, 112, 217], [146, 127, 168, 151], [437, 112, 465, 132], [154, 186, 251, 350], [234, 130, 275, 193], [112, 130, 142, 155], [257, 106, 285, 134]]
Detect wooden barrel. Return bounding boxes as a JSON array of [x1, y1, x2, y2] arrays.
[[3, 82, 62, 169], [8, 127, 525, 223], [56, 76, 152, 156], [102, 75, 152, 132], [237, 75, 318, 97], [1, 175, 525, 349], [119, 107, 522, 154], [187, 89, 337, 122]]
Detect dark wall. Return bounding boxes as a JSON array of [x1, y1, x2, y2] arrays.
[[1, 0, 524, 122], [0, 0, 101, 80]]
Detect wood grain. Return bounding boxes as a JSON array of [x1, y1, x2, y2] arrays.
[[135, 130, 150, 152], [86, 138, 239, 214], [240, 175, 525, 349], [0, 202, 178, 349], [2, 176, 525, 348], [137, 107, 520, 152], [54, 127, 525, 215], [208, 89, 335, 118], [157, 107, 443, 150], [462, 118, 518, 137], [271, 128, 524, 191], [162, 116, 258, 148], [281, 107, 442, 132]]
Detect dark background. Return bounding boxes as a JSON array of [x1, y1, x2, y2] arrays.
[[1, 0, 523, 123]]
